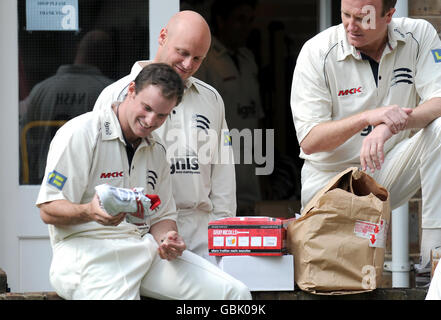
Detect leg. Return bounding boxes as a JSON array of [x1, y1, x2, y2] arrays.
[[299, 162, 339, 211], [140, 244, 251, 300], [50, 236, 154, 300], [372, 118, 441, 268]]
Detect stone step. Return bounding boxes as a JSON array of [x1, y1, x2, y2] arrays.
[[0, 267, 429, 300], [0, 292, 63, 300], [252, 287, 428, 300], [0, 288, 428, 300]]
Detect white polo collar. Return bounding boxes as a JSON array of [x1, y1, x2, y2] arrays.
[[337, 19, 407, 61]]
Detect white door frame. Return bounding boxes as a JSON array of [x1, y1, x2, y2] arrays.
[[0, 0, 179, 293]]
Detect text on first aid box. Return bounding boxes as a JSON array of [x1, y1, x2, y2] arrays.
[[208, 216, 295, 256]]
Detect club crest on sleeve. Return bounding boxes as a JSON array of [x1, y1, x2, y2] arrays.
[[223, 131, 232, 146], [431, 49, 441, 63], [47, 170, 67, 190]]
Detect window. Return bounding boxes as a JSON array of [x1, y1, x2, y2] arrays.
[[18, 0, 150, 184]]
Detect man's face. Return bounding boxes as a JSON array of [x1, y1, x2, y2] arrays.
[[156, 28, 210, 80], [124, 83, 175, 140], [341, 0, 394, 53]]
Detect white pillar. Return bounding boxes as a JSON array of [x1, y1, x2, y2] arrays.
[[394, 0, 409, 19], [391, 203, 411, 287], [149, 0, 180, 59]]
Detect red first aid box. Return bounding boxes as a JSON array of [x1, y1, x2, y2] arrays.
[[208, 216, 294, 256]]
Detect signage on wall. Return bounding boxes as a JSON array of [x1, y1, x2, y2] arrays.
[[26, 0, 79, 31]]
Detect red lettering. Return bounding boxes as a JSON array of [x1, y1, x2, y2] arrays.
[[100, 171, 123, 179], [338, 87, 362, 96], [338, 89, 349, 96]]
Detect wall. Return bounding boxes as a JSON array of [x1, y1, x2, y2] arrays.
[[409, 0, 441, 37]]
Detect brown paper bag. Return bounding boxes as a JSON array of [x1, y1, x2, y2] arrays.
[[287, 167, 390, 294]]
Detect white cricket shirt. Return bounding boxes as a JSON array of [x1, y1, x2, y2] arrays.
[[93, 61, 236, 218], [37, 103, 178, 246], [291, 18, 441, 171]]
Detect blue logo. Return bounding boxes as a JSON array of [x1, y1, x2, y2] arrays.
[[47, 170, 67, 190], [224, 131, 232, 146], [431, 49, 441, 63]]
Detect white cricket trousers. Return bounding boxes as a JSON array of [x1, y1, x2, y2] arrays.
[[49, 233, 251, 300], [301, 117, 441, 229]]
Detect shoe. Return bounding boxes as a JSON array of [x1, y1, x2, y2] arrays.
[[415, 261, 431, 288], [95, 184, 161, 225]]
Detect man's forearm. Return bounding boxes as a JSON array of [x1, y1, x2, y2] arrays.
[[39, 199, 92, 226], [301, 104, 415, 155], [300, 112, 368, 155], [149, 219, 179, 243], [406, 97, 441, 129]]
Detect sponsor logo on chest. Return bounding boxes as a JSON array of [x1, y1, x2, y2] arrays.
[[338, 86, 362, 96], [100, 171, 124, 179], [170, 156, 200, 175]]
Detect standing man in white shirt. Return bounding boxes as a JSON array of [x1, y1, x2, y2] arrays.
[[291, 0, 441, 274], [94, 10, 236, 263], [37, 63, 251, 300]]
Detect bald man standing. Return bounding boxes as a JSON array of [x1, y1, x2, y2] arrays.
[[94, 11, 236, 264]]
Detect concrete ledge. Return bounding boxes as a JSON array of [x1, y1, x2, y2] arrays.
[[0, 292, 63, 300], [0, 288, 428, 300], [252, 287, 428, 300]]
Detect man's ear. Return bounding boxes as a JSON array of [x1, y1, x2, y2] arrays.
[[158, 27, 167, 46], [385, 8, 395, 23], [127, 82, 136, 98]]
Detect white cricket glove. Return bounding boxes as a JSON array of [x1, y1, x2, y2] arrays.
[[94, 184, 161, 225]]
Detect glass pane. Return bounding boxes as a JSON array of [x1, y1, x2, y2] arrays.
[[18, 0, 149, 185]]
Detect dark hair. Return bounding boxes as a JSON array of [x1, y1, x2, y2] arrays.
[[134, 63, 184, 106], [382, 0, 397, 15]]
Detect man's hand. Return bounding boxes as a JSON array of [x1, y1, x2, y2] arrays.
[[365, 105, 413, 134], [88, 193, 126, 226], [360, 124, 393, 172], [157, 230, 186, 261]]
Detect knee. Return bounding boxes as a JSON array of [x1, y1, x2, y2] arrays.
[[424, 117, 441, 137], [226, 279, 252, 300]]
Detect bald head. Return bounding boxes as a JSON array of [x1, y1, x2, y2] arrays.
[[167, 10, 211, 41], [154, 10, 211, 80]]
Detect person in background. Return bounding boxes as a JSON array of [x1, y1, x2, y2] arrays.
[[20, 30, 114, 184], [195, 0, 265, 215]]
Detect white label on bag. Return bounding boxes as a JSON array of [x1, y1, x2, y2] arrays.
[[354, 219, 387, 248]]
